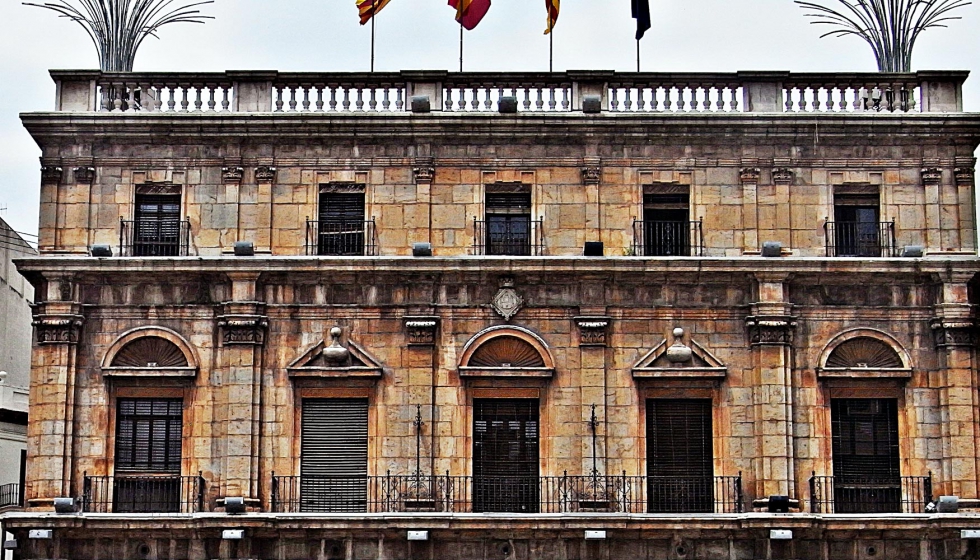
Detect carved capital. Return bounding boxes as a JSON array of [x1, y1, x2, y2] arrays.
[[740, 168, 761, 185], [413, 158, 435, 184], [921, 167, 943, 186], [73, 166, 96, 184], [746, 315, 796, 346], [772, 167, 794, 185], [32, 302, 84, 346], [404, 316, 439, 346], [574, 316, 611, 346], [955, 167, 975, 187], [218, 315, 268, 346], [40, 166, 63, 185], [254, 166, 277, 183], [931, 318, 976, 349], [222, 166, 244, 184], [582, 166, 602, 185]]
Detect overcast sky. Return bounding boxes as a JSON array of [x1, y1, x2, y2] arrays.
[[1, 0, 979, 237]]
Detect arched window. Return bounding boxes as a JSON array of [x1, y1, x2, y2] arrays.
[[817, 329, 911, 379], [111, 337, 188, 368], [826, 337, 903, 369], [458, 326, 554, 378], [101, 327, 197, 378]]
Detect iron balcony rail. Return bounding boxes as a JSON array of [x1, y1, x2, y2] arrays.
[[809, 473, 933, 514], [82, 473, 206, 514], [824, 220, 897, 257], [473, 218, 545, 256], [271, 472, 743, 514], [0, 483, 22, 509], [632, 219, 704, 257], [119, 217, 191, 257], [306, 219, 378, 256]]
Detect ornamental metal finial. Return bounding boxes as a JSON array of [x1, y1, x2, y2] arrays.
[[25, 0, 215, 72], [794, 0, 970, 72]]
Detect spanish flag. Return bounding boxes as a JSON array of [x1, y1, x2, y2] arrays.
[[357, 0, 391, 25], [545, 0, 559, 34], [448, 0, 491, 30]]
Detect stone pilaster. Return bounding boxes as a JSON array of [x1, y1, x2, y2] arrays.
[[741, 163, 760, 253], [26, 275, 84, 509], [215, 273, 267, 508], [931, 275, 978, 498], [747, 274, 796, 501]]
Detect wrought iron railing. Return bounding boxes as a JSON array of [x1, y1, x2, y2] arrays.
[[82, 473, 206, 513], [473, 218, 545, 256], [824, 220, 896, 257], [647, 475, 743, 513], [271, 472, 742, 514], [119, 217, 191, 257], [0, 483, 22, 509], [809, 473, 932, 513], [632, 219, 704, 256], [306, 219, 378, 256]]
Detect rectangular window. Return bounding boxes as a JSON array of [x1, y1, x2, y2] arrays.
[[833, 193, 881, 257], [316, 191, 367, 256], [485, 192, 533, 256], [115, 398, 183, 473], [646, 399, 713, 513], [473, 399, 540, 513], [830, 398, 901, 513], [642, 194, 692, 256], [300, 398, 369, 512], [134, 193, 183, 256]]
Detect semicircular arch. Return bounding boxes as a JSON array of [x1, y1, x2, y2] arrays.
[[101, 326, 199, 370], [459, 325, 555, 369], [818, 328, 911, 370]]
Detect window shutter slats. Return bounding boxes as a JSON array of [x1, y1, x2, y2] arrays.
[[115, 398, 183, 473]]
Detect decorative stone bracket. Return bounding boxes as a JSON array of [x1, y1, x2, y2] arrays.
[[218, 303, 268, 346], [739, 167, 761, 185], [73, 166, 96, 184], [921, 167, 943, 186], [746, 315, 797, 346], [40, 166, 63, 185], [254, 166, 277, 183], [582, 158, 602, 185], [772, 168, 794, 185], [931, 318, 976, 349], [222, 166, 244, 184], [405, 316, 439, 346], [955, 167, 975, 187], [33, 302, 84, 345], [574, 317, 610, 346], [413, 158, 435, 184]]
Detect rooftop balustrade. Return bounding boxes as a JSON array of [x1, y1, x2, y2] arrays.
[[49, 70, 969, 115]]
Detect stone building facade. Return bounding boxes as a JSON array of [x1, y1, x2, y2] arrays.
[[4, 70, 980, 560]]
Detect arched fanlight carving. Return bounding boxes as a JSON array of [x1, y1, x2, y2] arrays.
[[110, 336, 188, 368], [826, 337, 903, 369], [469, 336, 546, 368]]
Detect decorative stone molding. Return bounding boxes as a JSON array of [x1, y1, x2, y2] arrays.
[[816, 328, 912, 378], [73, 166, 96, 184], [222, 167, 244, 184], [954, 167, 975, 187], [218, 314, 269, 345], [288, 327, 384, 378], [740, 168, 761, 185], [746, 316, 796, 346], [405, 316, 439, 346], [101, 326, 199, 377], [491, 277, 524, 321], [581, 159, 602, 185], [40, 166, 63, 184], [921, 167, 943, 186], [413, 158, 435, 184], [574, 316, 610, 346], [457, 325, 555, 379], [632, 327, 728, 379], [254, 166, 277, 183], [772, 168, 794, 185], [931, 318, 976, 349], [32, 302, 84, 345]]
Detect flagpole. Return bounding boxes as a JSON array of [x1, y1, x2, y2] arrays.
[[636, 39, 641, 72], [371, 14, 376, 73], [459, 23, 464, 72], [549, 29, 553, 72]]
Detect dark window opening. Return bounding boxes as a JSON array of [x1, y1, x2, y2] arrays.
[[646, 399, 713, 513], [317, 192, 367, 256], [831, 398, 901, 513], [473, 399, 540, 513], [134, 194, 182, 256], [485, 192, 532, 256], [833, 194, 881, 257], [642, 194, 692, 256]]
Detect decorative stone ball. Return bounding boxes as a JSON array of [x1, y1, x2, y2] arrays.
[[673, 327, 685, 338], [666, 328, 693, 363], [322, 327, 350, 364]]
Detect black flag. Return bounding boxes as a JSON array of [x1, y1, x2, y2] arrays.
[[632, 0, 651, 40]]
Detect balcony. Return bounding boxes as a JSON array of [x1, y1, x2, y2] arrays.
[[632, 219, 704, 257], [473, 218, 544, 256], [271, 472, 743, 514], [0, 483, 22, 509], [119, 218, 190, 257], [306, 219, 378, 256], [82, 473, 206, 513], [824, 220, 896, 257], [809, 473, 933, 513]]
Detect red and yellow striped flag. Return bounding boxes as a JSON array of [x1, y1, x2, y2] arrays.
[[448, 0, 491, 30], [544, 0, 559, 34], [357, 0, 392, 25]]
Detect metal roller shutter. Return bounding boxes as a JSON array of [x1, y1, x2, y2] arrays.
[[646, 399, 713, 513], [300, 399, 369, 512]]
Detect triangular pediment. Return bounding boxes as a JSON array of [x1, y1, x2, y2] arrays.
[[632, 336, 727, 379], [288, 337, 384, 378]]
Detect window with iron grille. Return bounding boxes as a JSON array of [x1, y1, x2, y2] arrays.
[[473, 399, 540, 513], [646, 399, 713, 513], [485, 192, 532, 256], [114, 398, 183, 473], [833, 194, 881, 257], [642, 194, 692, 256], [134, 194, 182, 257], [317, 192, 367, 256], [830, 398, 901, 513]]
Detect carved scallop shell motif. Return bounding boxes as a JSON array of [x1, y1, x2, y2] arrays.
[[826, 337, 902, 369], [111, 337, 188, 368], [469, 336, 545, 368]]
